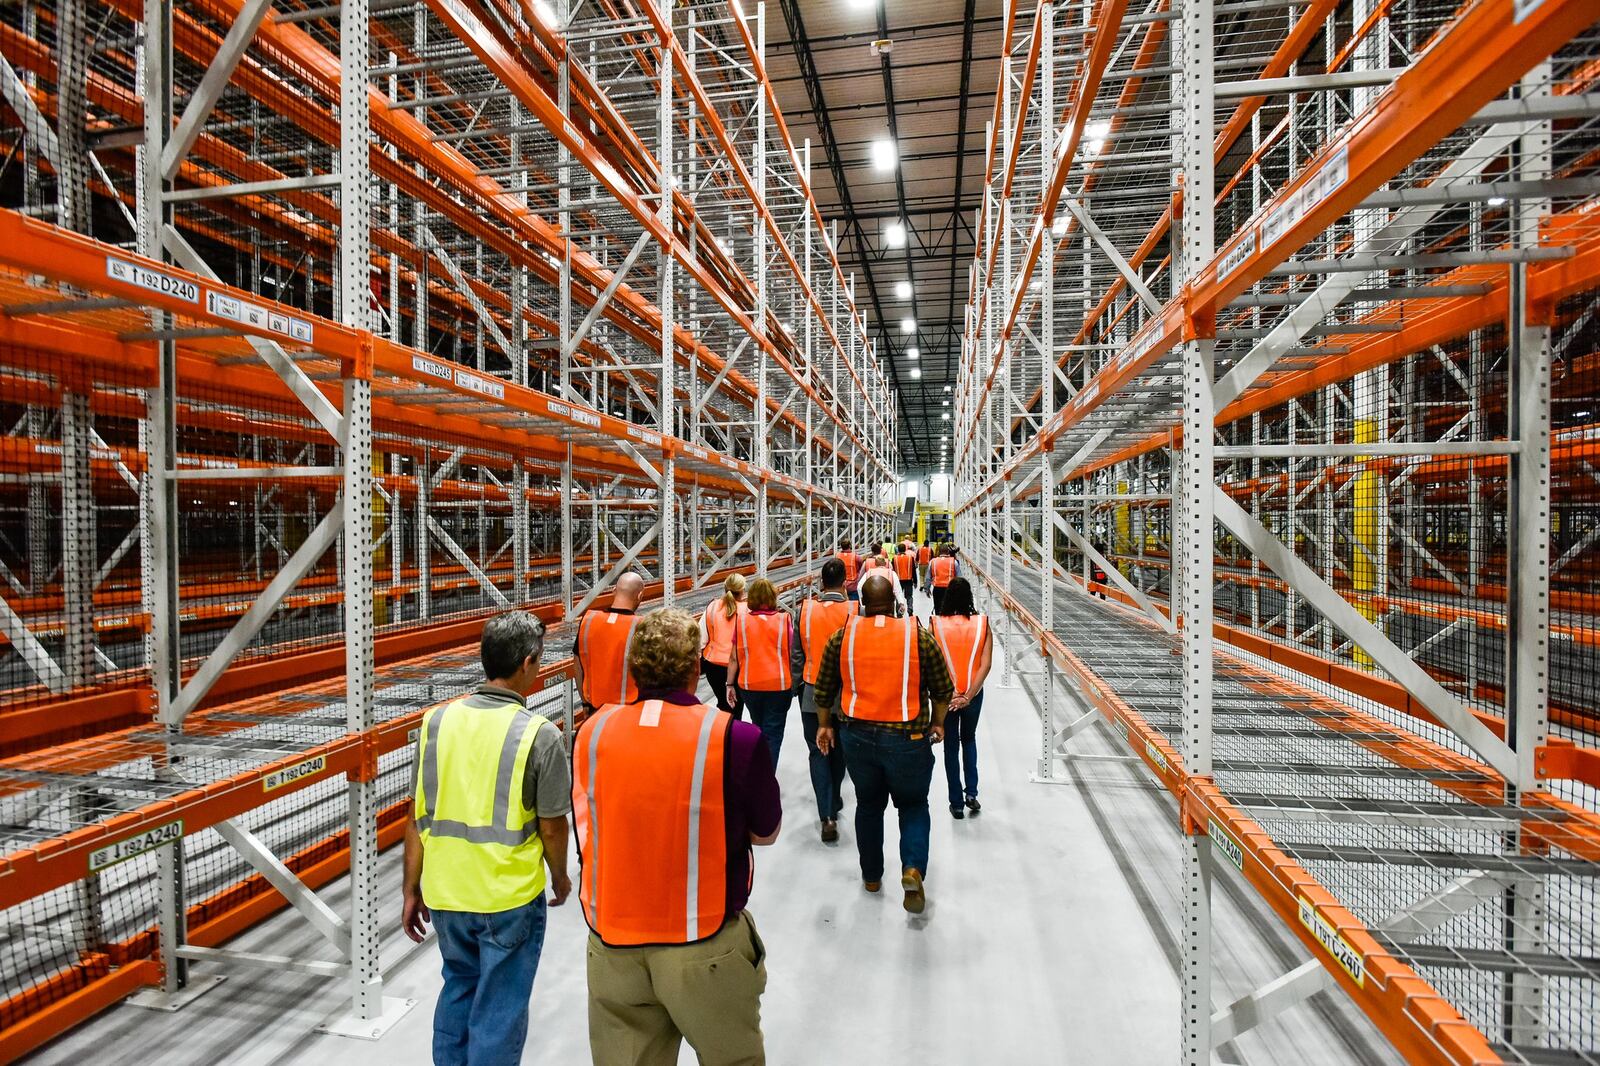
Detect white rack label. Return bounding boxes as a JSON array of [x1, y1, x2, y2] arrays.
[[1144, 740, 1169, 772], [1208, 818, 1244, 871], [1260, 145, 1349, 249], [207, 291, 313, 343], [107, 257, 199, 303], [89, 819, 184, 872], [1298, 897, 1365, 987], [263, 754, 327, 793], [452, 367, 506, 401], [1217, 229, 1257, 282]]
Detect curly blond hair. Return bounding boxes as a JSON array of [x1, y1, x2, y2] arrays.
[[627, 608, 701, 691]]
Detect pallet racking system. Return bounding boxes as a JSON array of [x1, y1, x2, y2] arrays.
[[954, 0, 1599, 1061], [0, 0, 898, 1054]]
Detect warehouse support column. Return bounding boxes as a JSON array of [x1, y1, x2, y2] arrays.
[[325, 0, 408, 1034], [753, 3, 770, 574], [1506, 61, 1552, 1049], [1176, 0, 1216, 1057], [658, 2, 676, 607], [1035, 2, 1056, 782]]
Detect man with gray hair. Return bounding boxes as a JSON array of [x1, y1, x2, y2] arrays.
[[404, 609, 572, 1066]]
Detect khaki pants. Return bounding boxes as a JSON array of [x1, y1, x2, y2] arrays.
[[587, 910, 767, 1066]]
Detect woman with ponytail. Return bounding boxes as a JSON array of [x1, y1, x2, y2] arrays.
[[699, 572, 747, 718]]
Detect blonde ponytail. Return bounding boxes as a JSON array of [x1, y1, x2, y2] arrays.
[[720, 572, 747, 619]]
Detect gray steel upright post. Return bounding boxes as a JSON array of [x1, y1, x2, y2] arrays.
[[1036, 2, 1056, 780], [754, 1, 770, 573], [1176, 0, 1216, 1057], [658, 1, 676, 606]]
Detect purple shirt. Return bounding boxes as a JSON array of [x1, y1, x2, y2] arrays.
[[642, 688, 781, 917]]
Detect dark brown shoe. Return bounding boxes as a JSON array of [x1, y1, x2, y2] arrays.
[[863, 880, 882, 893], [820, 820, 839, 843], [901, 868, 926, 914]]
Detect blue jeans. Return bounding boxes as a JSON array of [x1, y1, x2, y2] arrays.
[[741, 688, 793, 765], [432, 896, 548, 1066], [799, 695, 846, 821], [943, 690, 984, 806], [839, 721, 935, 881]]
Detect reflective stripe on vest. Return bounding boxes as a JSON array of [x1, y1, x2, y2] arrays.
[[580, 609, 639, 706], [702, 602, 740, 666], [801, 598, 856, 685], [839, 615, 921, 723], [414, 694, 550, 911], [932, 614, 988, 694], [931, 556, 956, 587], [573, 700, 730, 947], [736, 611, 792, 691], [893, 553, 915, 580]]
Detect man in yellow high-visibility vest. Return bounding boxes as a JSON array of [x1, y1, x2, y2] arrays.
[[403, 610, 572, 1066]]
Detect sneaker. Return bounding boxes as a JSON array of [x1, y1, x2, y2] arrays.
[[863, 880, 882, 893], [901, 868, 926, 914], [965, 797, 981, 814], [820, 820, 839, 843], [949, 803, 965, 819]]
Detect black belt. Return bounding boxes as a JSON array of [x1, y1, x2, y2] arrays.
[[838, 717, 921, 735]]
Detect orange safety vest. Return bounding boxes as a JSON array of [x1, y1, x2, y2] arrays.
[[800, 597, 856, 685], [930, 556, 957, 588], [893, 553, 915, 580], [735, 610, 793, 692], [837, 551, 861, 584], [917, 545, 932, 565], [573, 699, 730, 946], [838, 615, 922, 723], [931, 614, 989, 694], [579, 609, 639, 706], [701, 601, 743, 666]]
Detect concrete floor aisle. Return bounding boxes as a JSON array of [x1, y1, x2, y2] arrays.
[[30, 597, 1177, 1065]]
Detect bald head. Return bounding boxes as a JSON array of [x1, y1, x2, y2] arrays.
[[859, 572, 897, 616], [612, 572, 645, 610]]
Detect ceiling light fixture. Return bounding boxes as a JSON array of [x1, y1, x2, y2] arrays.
[[871, 137, 898, 173], [1487, 196, 1507, 206], [894, 280, 912, 299], [900, 317, 916, 335], [884, 220, 907, 248], [907, 346, 920, 359], [911, 367, 922, 379]]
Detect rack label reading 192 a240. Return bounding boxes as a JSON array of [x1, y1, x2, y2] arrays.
[[89, 819, 184, 873], [107, 257, 199, 303]]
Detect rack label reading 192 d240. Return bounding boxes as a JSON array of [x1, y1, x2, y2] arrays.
[[89, 819, 184, 873], [107, 257, 199, 303]]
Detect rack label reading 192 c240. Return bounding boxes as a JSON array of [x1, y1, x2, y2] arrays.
[[1298, 896, 1365, 987], [89, 819, 184, 872], [107, 257, 199, 303], [263, 754, 327, 792]]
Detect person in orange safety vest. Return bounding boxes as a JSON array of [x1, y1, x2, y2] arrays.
[[699, 572, 747, 720], [835, 539, 863, 602], [797, 559, 856, 842], [927, 546, 960, 615], [729, 577, 804, 764], [574, 571, 644, 718], [930, 577, 995, 821], [573, 608, 781, 1064]]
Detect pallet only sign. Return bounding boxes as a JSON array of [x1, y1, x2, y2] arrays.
[[89, 820, 184, 873], [263, 754, 328, 793]]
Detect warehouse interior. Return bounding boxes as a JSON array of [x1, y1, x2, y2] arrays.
[[0, 0, 1597, 1062]]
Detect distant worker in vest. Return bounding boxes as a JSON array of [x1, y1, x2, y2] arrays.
[[892, 542, 917, 607], [927, 544, 960, 614], [811, 573, 954, 913], [700, 572, 748, 719], [404, 610, 573, 1066], [930, 578, 994, 819], [917, 540, 932, 590], [836, 538, 863, 601], [729, 577, 804, 763], [798, 559, 855, 842], [575, 572, 645, 720], [573, 609, 781, 1065]]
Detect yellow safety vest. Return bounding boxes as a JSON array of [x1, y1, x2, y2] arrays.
[[414, 692, 550, 912]]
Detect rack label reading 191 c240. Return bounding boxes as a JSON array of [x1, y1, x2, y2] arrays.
[[89, 819, 184, 873], [1298, 896, 1365, 987], [107, 257, 199, 303]]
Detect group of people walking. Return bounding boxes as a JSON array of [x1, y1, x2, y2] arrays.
[[403, 539, 992, 1066]]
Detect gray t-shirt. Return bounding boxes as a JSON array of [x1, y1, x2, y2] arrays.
[[474, 684, 573, 818]]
